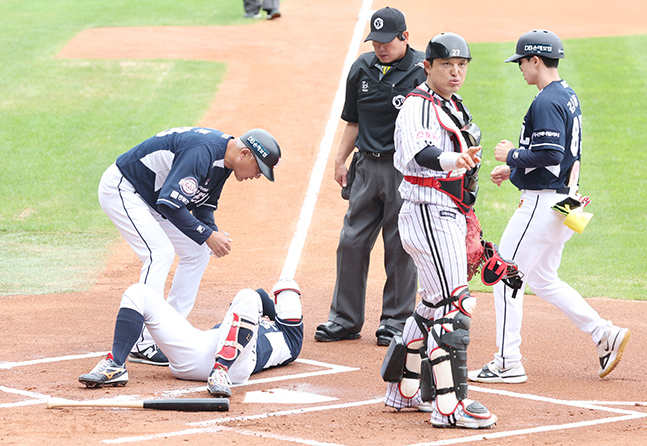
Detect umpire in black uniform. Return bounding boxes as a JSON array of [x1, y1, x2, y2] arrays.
[[315, 7, 424, 346]]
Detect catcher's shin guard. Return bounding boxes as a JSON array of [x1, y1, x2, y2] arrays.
[[430, 288, 473, 415], [381, 336, 426, 399], [214, 312, 256, 364]]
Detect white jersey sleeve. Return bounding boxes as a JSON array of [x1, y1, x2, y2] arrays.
[[394, 86, 461, 206]]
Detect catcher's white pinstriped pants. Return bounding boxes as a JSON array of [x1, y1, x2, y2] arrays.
[[385, 200, 469, 423]]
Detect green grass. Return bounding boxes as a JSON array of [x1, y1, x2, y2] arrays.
[[463, 36, 647, 299], [0, 1, 644, 299], [0, 0, 247, 295]]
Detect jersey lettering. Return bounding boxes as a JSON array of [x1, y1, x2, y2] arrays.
[[519, 123, 530, 148], [570, 114, 582, 156], [191, 186, 211, 206], [567, 94, 579, 114]]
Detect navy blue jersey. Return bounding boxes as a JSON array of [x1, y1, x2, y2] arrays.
[[253, 317, 304, 374], [508, 80, 582, 190], [116, 127, 233, 242]]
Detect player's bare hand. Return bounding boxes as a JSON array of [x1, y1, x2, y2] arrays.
[[206, 231, 233, 258], [494, 139, 514, 162], [490, 165, 511, 186], [456, 146, 481, 169]]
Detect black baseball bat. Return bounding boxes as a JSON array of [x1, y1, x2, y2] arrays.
[[47, 397, 229, 412]]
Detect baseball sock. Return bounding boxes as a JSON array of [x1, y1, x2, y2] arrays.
[[111, 308, 145, 366]]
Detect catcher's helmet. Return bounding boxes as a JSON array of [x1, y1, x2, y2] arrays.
[[425, 32, 472, 61], [505, 30, 564, 63], [240, 129, 281, 181]]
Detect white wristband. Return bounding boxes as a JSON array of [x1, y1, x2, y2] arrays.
[[439, 152, 460, 171]]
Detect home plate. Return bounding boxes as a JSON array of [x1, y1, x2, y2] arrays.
[[244, 388, 338, 404]]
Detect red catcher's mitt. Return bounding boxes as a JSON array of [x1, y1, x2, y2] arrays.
[[465, 208, 484, 281]]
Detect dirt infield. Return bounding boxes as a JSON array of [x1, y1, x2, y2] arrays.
[[3, 0, 647, 444]]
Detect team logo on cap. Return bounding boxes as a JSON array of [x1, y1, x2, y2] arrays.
[[373, 18, 384, 29], [524, 43, 552, 54], [247, 135, 269, 158]]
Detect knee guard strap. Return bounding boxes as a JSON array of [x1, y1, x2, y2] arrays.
[[419, 357, 435, 402], [272, 278, 302, 321]]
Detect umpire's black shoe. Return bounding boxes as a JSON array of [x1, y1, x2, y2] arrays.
[[314, 321, 361, 342], [375, 325, 402, 347]]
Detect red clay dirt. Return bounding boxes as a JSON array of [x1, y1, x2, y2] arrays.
[[3, 0, 647, 444]]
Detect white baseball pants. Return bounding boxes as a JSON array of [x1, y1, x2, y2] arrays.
[[98, 164, 211, 349]]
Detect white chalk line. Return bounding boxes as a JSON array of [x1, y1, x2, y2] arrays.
[[102, 426, 347, 446], [278, 0, 375, 280], [158, 358, 359, 398], [402, 386, 647, 446], [100, 386, 647, 445], [405, 413, 645, 446], [0, 350, 108, 370], [0, 357, 357, 408], [102, 398, 384, 444]]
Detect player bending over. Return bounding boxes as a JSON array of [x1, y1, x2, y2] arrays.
[[78, 279, 303, 398]]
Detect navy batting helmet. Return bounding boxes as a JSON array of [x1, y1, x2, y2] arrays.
[[425, 32, 472, 61], [240, 129, 281, 182], [504, 30, 564, 63]]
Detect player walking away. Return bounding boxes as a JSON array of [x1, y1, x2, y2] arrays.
[[79, 279, 303, 398], [468, 30, 630, 385], [381, 33, 497, 429], [98, 127, 281, 366], [315, 7, 424, 347]]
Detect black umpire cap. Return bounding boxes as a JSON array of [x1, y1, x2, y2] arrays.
[[365, 7, 407, 43]]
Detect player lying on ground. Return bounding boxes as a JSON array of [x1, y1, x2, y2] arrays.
[[79, 279, 303, 397]]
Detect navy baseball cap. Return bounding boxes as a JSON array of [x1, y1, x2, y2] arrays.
[[505, 30, 565, 63], [241, 128, 282, 181], [365, 7, 407, 43]]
